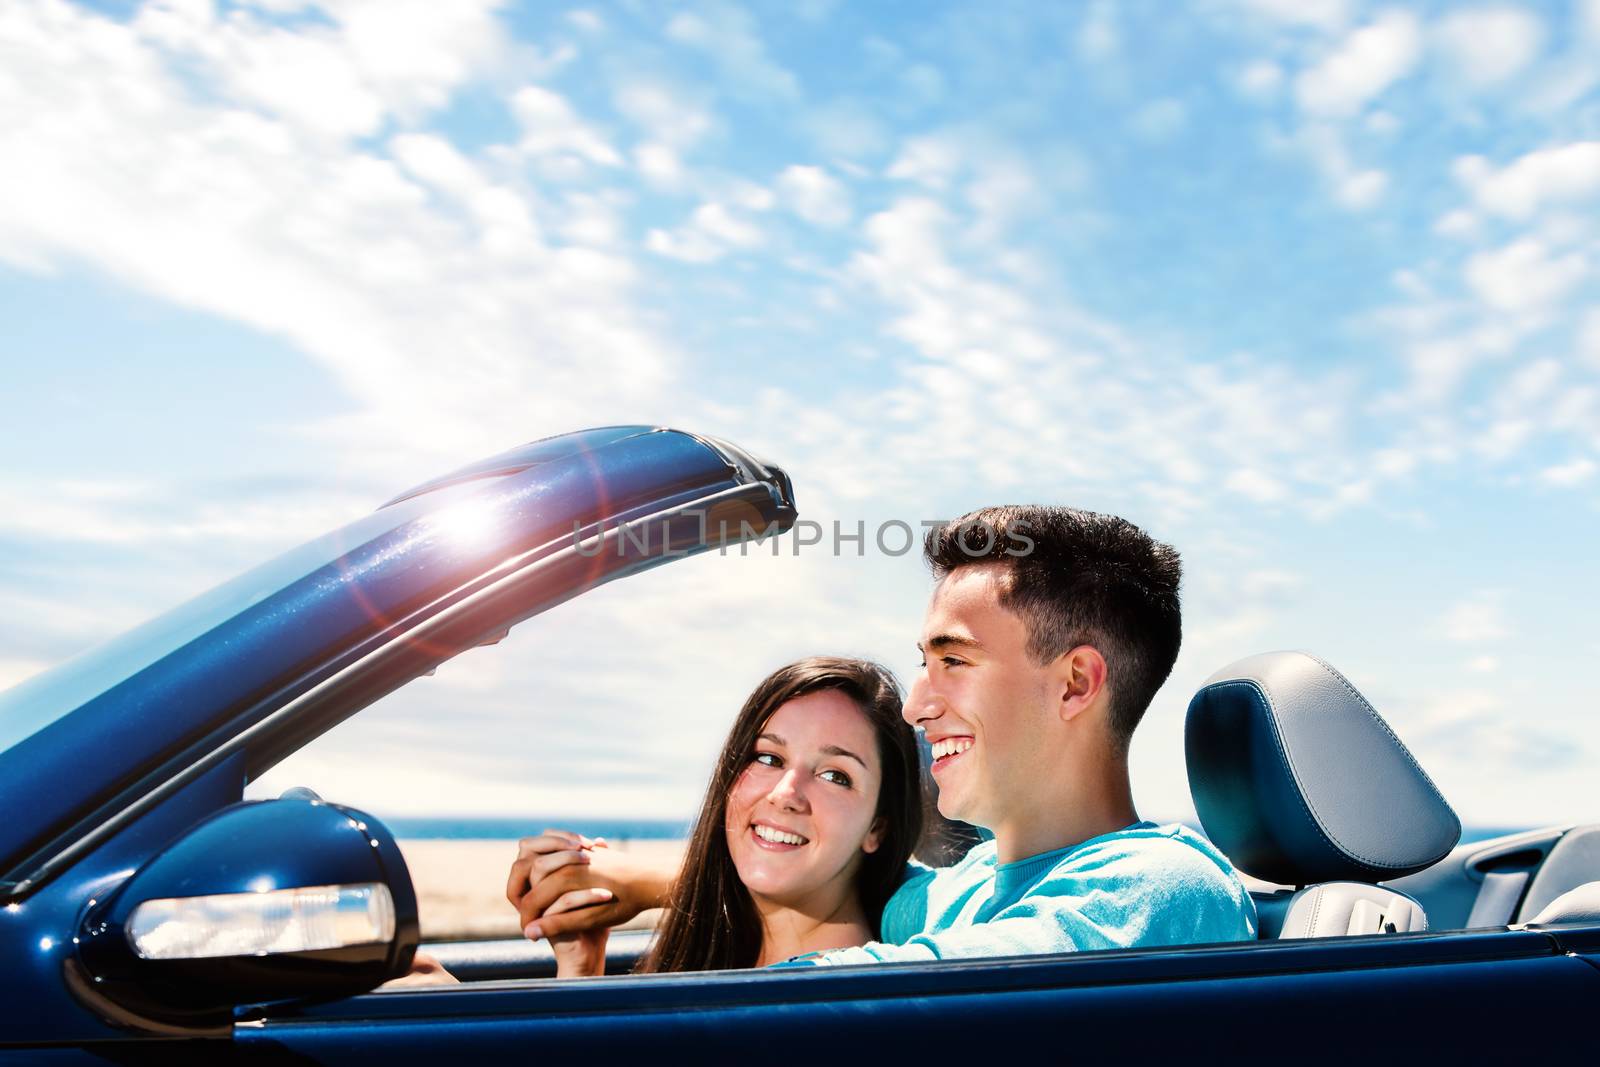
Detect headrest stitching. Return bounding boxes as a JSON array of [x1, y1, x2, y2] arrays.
[[1211, 673, 1430, 872], [1303, 652, 1458, 845]]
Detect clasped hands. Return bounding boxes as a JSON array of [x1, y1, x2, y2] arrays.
[[394, 828, 665, 986], [505, 829, 671, 977]]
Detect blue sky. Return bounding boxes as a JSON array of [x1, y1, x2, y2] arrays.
[[2, 0, 1599, 829]]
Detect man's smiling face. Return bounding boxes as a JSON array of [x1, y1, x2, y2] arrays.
[[906, 563, 1060, 833]]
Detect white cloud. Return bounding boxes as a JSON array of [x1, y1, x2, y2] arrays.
[[884, 130, 1058, 240], [1296, 11, 1422, 117], [1582, 309, 1600, 367], [1495, 358, 1564, 417], [612, 81, 714, 150], [391, 132, 542, 253], [1236, 60, 1284, 98], [1520, 13, 1600, 112], [511, 85, 622, 170], [1433, 209, 1479, 238], [135, 0, 507, 141], [1538, 458, 1597, 487], [0, 0, 678, 481], [1234, 0, 1350, 30], [1474, 418, 1535, 461], [1337, 168, 1388, 210], [1405, 688, 1589, 823], [816, 194, 1359, 526], [665, 4, 800, 101], [1434, 6, 1544, 88], [610, 81, 716, 192], [0, 474, 362, 554], [633, 142, 686, 189], [775, 165, 851, 227], [1464, 239, 1587, 314], [1455, 142, 1600, 220], [1441, 593, 1509, 643], [886, 135, 963, 189], [645, 201, 765, 263], [1295, 124, 1389, 211], [1224, 469, 1287, 503], [1400, 340, 1477, 404]]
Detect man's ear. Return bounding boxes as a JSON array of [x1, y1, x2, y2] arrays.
[[1054, 645, 1108, 724], [862, 816, 886, 855]]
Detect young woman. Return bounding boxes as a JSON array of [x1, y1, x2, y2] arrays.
[[541, 656, 923, 975]]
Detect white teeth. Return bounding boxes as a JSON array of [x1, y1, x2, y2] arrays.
[[754, 825, 806, 845], [932, 738, 974, 760]]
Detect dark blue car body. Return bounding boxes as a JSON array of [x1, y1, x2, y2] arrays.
[[1, 426, 1596, 1062]]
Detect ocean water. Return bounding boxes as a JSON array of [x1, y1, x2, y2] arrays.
[[387, 816, 694, 840], [1457, 826, 1530, 846]]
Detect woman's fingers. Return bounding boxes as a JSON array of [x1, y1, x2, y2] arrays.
[[532, 849, 592, 879], [517, 863, 598, 930], [520, 831, 587, 856], [505, 831, 591, 906], [527, 888, 615, 939], [544, 888, 615, 917], [529, 902, 624, 941]]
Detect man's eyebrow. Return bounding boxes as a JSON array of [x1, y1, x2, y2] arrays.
[[920, 633, 983, 652]]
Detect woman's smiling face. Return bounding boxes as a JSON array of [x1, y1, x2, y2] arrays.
[[723, 688, 886, 912]]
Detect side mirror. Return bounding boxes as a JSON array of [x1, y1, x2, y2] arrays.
[[73, 796, 419, 1031]]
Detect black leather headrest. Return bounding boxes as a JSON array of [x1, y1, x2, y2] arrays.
[[1185, 651, 1460, 886]]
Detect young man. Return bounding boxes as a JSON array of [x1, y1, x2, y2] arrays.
[[509, 506, 1257, 964]]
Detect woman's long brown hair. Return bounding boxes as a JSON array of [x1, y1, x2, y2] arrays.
[[636, 656, 922, 973]]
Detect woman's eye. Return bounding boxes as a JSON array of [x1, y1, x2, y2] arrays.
[[820, 769, 852, 787], [753, 752, 782, 768]]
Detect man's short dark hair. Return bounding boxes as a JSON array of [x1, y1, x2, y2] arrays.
[[923, 505, 1182, 749]]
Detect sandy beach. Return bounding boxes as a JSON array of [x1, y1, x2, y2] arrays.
[[399, 837, 684, 941]]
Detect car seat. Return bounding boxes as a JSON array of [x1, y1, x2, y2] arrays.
[[1185, 651, 1461, 939]]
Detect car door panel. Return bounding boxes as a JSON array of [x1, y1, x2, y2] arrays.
[[244, 945, 1599, 1061]]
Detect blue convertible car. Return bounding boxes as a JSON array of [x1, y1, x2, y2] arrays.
[[1, 426, 1597, 1062]]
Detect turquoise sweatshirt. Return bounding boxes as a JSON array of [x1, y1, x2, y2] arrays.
[[806, 822, 1257, 966]]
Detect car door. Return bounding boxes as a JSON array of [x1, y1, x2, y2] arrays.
[[243, 928, 1600, 1061]]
